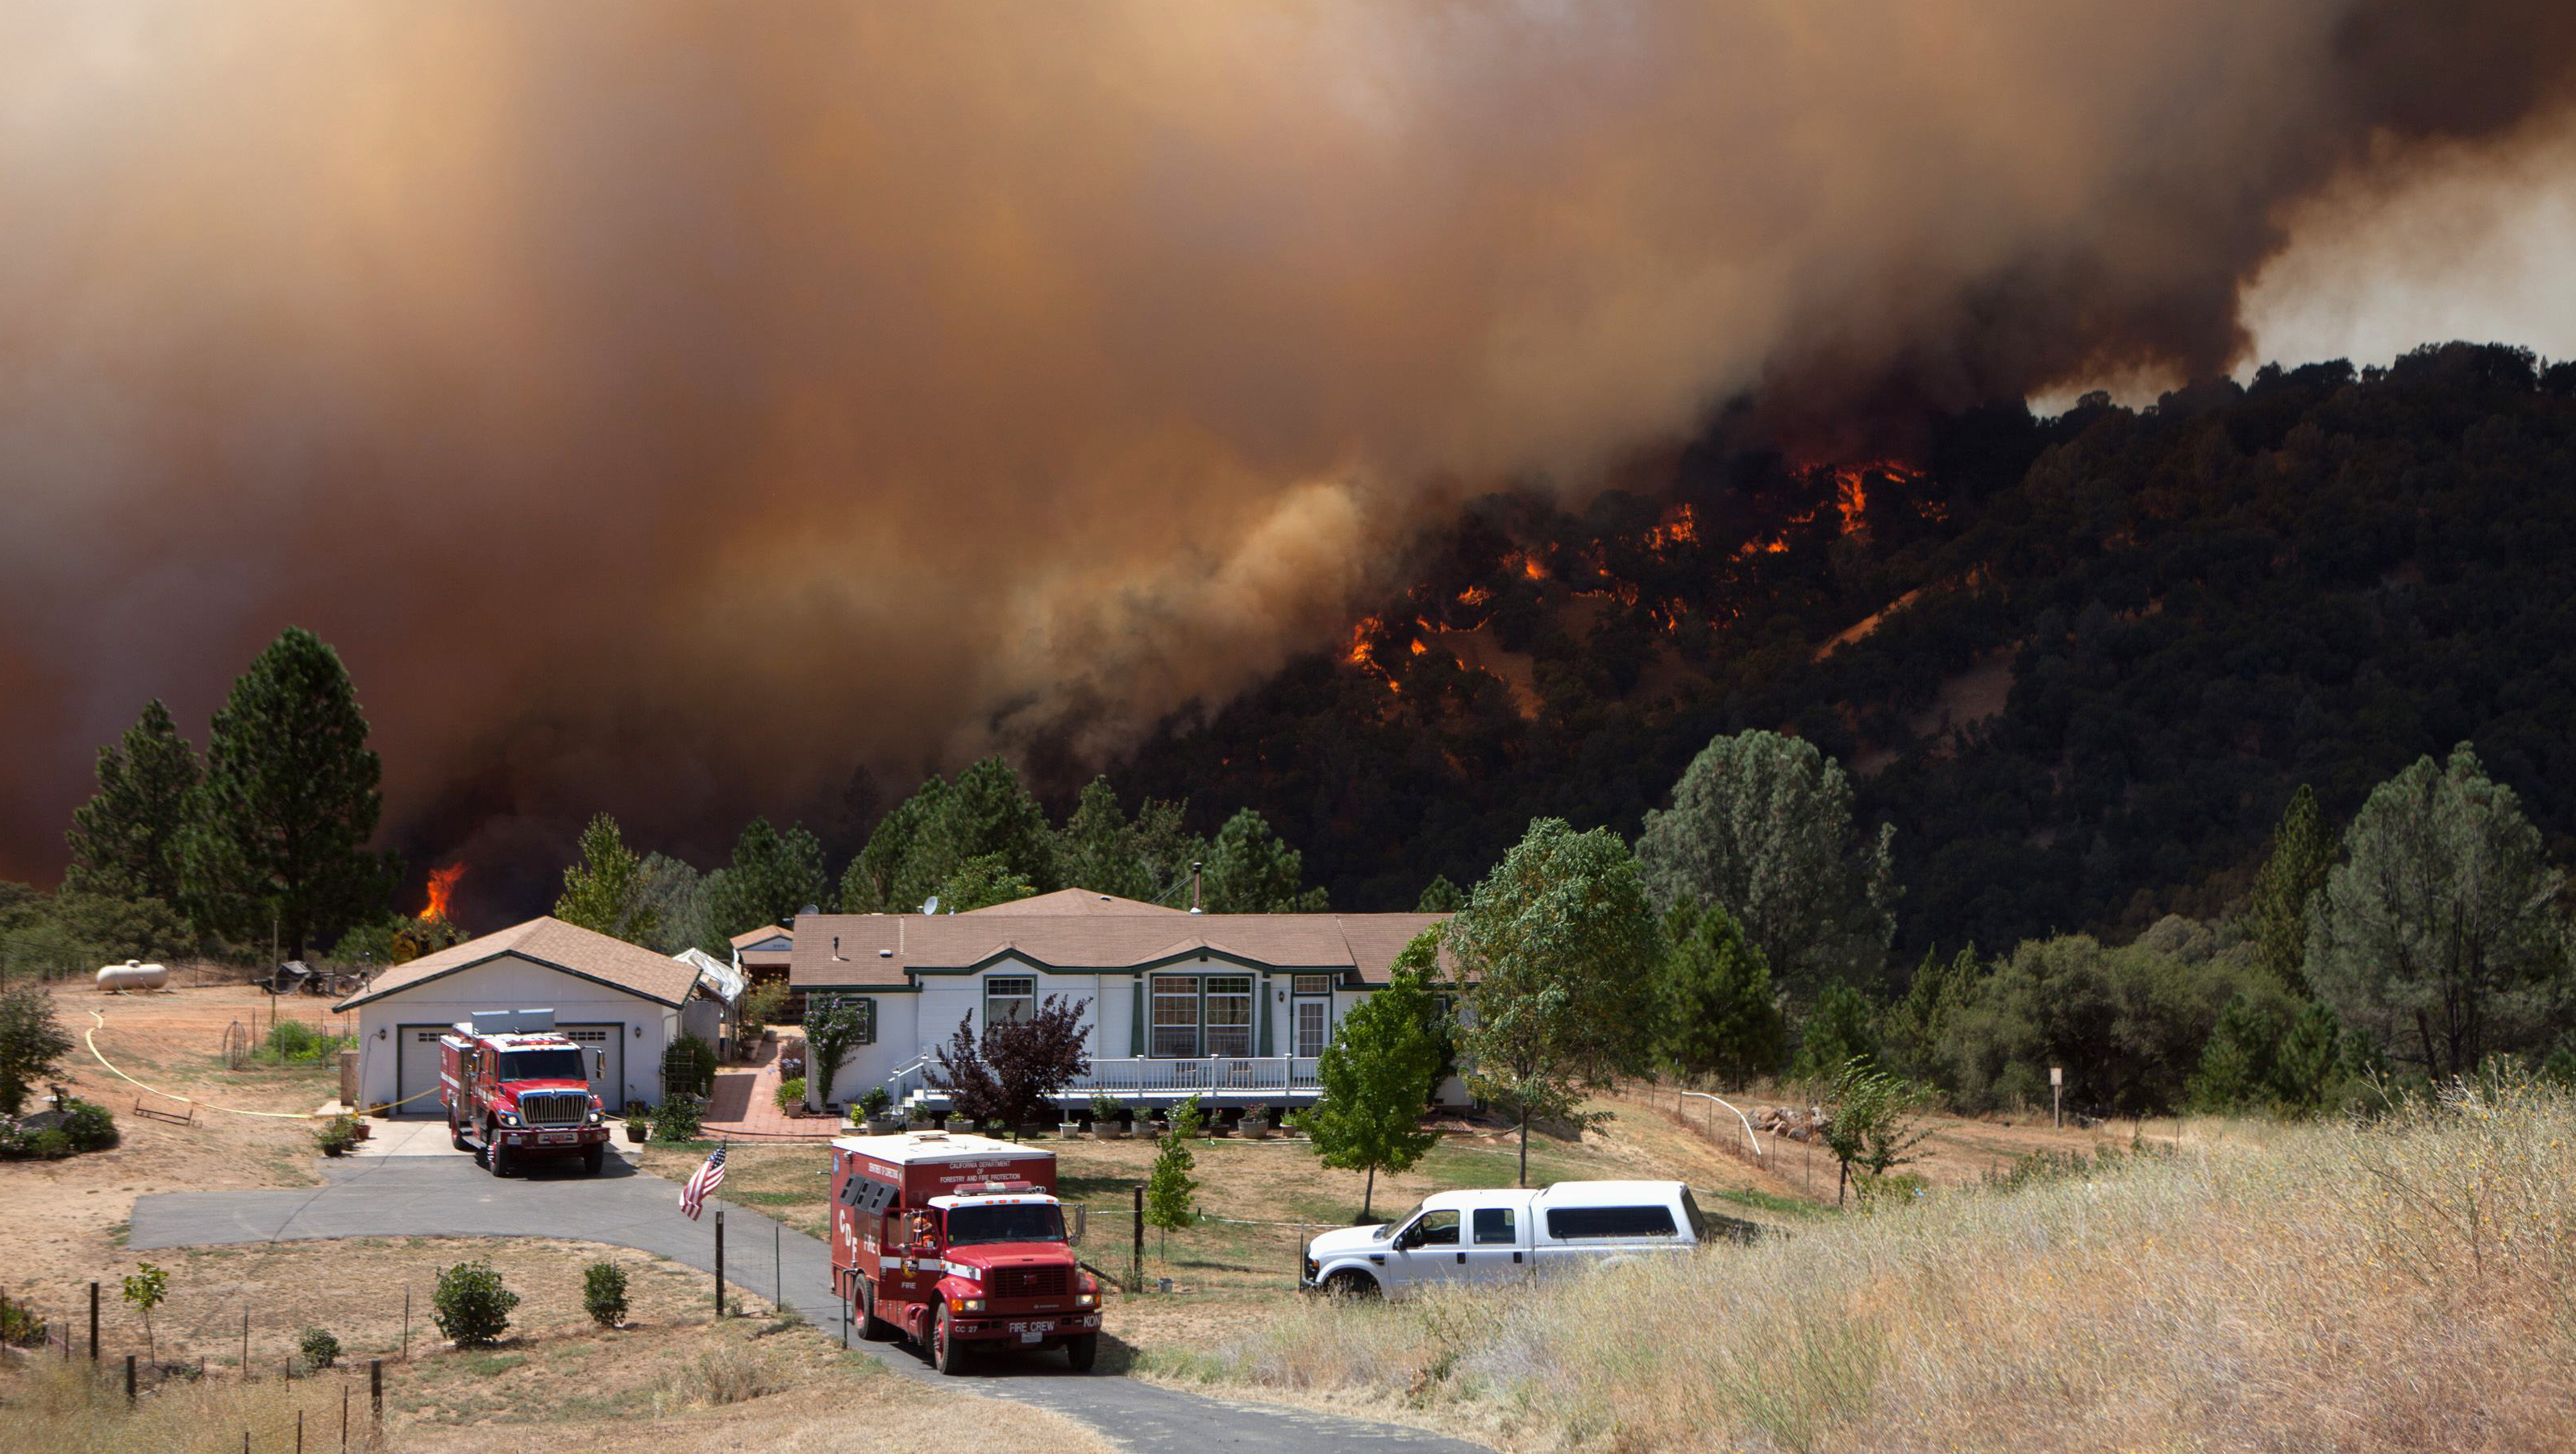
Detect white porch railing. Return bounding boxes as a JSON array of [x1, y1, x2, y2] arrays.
[[883, 1053, 1324, 1109]]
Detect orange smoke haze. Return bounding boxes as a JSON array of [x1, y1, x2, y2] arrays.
[[0, 1, 2573, 890]]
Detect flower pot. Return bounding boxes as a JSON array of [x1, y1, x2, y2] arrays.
[[350, 1121, 372, 1142], [1242, 1124, 1272, 1141], [1093, 1123, 1126, 1141], [866, 1115, 904, 1136], [626, 1121, 649, 1143]]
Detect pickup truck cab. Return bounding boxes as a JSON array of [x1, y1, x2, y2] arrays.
[[1302, 1179, 1709, 1299]]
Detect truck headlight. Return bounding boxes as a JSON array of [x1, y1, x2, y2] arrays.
[[497, 1110, 520, 1127], [586, 1111, 602, 1125], [1075, 1292, 1097, 1307], [947, 1297, 984, 1313]]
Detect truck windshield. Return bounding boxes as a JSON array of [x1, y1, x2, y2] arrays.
[[498, 1049, 586, 1081], [944, 1203, 1066, 1245]]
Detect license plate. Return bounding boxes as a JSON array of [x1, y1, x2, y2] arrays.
[[539, 1132, 575, 1144], [1009, 1320, 1051, 1343]]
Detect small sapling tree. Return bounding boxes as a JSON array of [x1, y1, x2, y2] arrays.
[[0, 987, 73, 1115], [803, 995, 875, 1110], [1144, 1094, 1203, 1262], [122, 1262, 168, 1365], [1819, 1058, 1935, 1207], [1295, 937, 1442, 1219]]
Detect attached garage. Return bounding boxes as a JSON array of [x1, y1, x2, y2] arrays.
[[337, 917, 700, 1115]]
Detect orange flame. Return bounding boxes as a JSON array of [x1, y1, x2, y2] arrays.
[[1344, 615, 1381, 667], [1409, 638, 1429, 655], [420, 862, 465, 921], [1505, 550, 1549, 581], [1643, 503, 1699, 555], [1457, 585, 1492, 608]]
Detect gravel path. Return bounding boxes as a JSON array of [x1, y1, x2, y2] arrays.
[[132, 1153, 1484, 1454]]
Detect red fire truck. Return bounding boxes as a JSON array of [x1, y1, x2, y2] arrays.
[[829, 1130, 1103, 1374], [439, 1009, 611, 1177]]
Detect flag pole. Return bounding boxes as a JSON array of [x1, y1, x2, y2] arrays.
[[713, 1138, 729, 1318]]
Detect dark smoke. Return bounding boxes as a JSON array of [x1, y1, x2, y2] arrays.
[[2, 1, 2571, 912]]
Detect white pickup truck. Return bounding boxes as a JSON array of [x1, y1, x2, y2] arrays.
[[1301, 1180, 1711, 1298]]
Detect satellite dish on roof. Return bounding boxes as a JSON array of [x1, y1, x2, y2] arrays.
[[800, 904, 819, 919], [921, 895, 940, 916]]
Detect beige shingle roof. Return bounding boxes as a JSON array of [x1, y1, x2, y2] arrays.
[[730, 924, 793, 949], [335, 917, 701, 1011], [790, 895, 1450, 991], [960, 887, 1185, 916]]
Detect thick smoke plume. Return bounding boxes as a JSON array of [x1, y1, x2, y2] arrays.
[[2, 1, 2572, 903]]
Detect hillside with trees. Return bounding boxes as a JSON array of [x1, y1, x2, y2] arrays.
[[1105, 343, 2576, 958]]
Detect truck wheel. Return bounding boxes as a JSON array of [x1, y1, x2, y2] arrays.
[[931, 1306, 963, 1375], [856, 1280, 894, 1342], [448, 1116, 469, 1153], [581, 1143, 606, 1176], [1321, 1269, 1379, 1300], [488, 1129, 511, 1178], [1064, 1332, 1099, 1372]]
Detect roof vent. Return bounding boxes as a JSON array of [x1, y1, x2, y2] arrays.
[[878, 948, 893, 958]]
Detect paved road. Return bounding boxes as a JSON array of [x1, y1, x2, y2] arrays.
[[132, 1153, 1484, 1454]]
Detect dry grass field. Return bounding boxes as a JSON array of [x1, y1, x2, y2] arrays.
[[1146, 1077, 2576, 1453]]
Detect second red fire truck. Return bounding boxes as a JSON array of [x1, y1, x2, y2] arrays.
[[829, 1129, 1103, 1373]]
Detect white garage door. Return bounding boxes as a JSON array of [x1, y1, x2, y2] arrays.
[[560, 1024, 622, 1106], [395, 1025, 449, 1117]]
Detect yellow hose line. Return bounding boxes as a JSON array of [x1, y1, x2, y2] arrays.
[[83, 1009, 443, 1120]]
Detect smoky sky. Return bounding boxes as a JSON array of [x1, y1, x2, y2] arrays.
[[3, 1, 2573, 905]]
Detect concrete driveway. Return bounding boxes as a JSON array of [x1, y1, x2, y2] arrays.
[[132, 1155, 1484, 1454]]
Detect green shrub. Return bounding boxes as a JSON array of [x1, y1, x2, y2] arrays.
[[297, 1327, 340, 1371], [313, 1114, 360, 1157], [773, 1076, 806, 1113], [58, 1098, 118, 1152], [860, 1085, 893, 1119], [0, 1298, 47, 1348], [582, 1261, 629, 1329], [266, 1020, 319, 1061], [652, 1094, 703, 1143], [431, 1260, 519, 1348], [741, 982, 789, 1039]]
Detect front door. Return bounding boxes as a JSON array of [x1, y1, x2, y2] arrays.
[[1292, 999, 1330, 1059]]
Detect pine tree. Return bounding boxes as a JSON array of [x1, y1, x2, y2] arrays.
[[1414, 874, 1467, 912], [2186, 993, 2277, 1111], [2246, 785, 2334, 995], [1654, 898, 1785, 1086], [705, 817, 829, 938], [1791, 982, 1881, 1080], [2269, 1001, 2345, 1115], [180, 629, 397, 957], [64, 700, 201, 905], [1296, 941, 1442, 1219], [553, 813, 657, 944], [1143, 1095, 1203, 1261], [1202, 808, 1327, 912]]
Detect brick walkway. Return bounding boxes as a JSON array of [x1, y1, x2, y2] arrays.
[[700, 1031, 839, 1140]]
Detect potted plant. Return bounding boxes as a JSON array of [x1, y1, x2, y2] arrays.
[[625, 1103, 653, 1143], [861, 1086, 903, 1136], [314, 1114, 360, 1157], [1089, 1091, 1126, 1140], [1242, 1103, 1274, 1140]]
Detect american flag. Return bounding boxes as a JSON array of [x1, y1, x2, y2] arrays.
[[680, 1142, 727, 1220]]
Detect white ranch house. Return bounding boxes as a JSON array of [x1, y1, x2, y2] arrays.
[[793, 887, 1460, 1117]]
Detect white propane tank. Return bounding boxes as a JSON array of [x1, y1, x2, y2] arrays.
[[95, 960, 170, 993]]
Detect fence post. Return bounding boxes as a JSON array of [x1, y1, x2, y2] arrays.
[[1131, 1183, 1144, 1290], [370, 1358, 381, 1426], [242, 1307, 249, 1377], [126, 1353, 136, 1404], [341, 1383, 349, 1450], [89, 1281, 99, 1361], [714, 1210, 726, 1317], [402, 1287, 410, 1362]]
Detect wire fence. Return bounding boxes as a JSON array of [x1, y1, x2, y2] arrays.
[[2, 1278, 397, 1451], [1076, 1201, 1326, 1296]]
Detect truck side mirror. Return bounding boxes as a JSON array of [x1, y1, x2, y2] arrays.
[[1067, 1206, 1086, 1245], [593, 1050, 605, 1079]]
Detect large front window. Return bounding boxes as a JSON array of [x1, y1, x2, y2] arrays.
[[985, 976, 1034, 1026], [1204, 976, 1253, 1057], [1149, 974, 1255, 1057], [1151, 976, 1200, 1057]]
